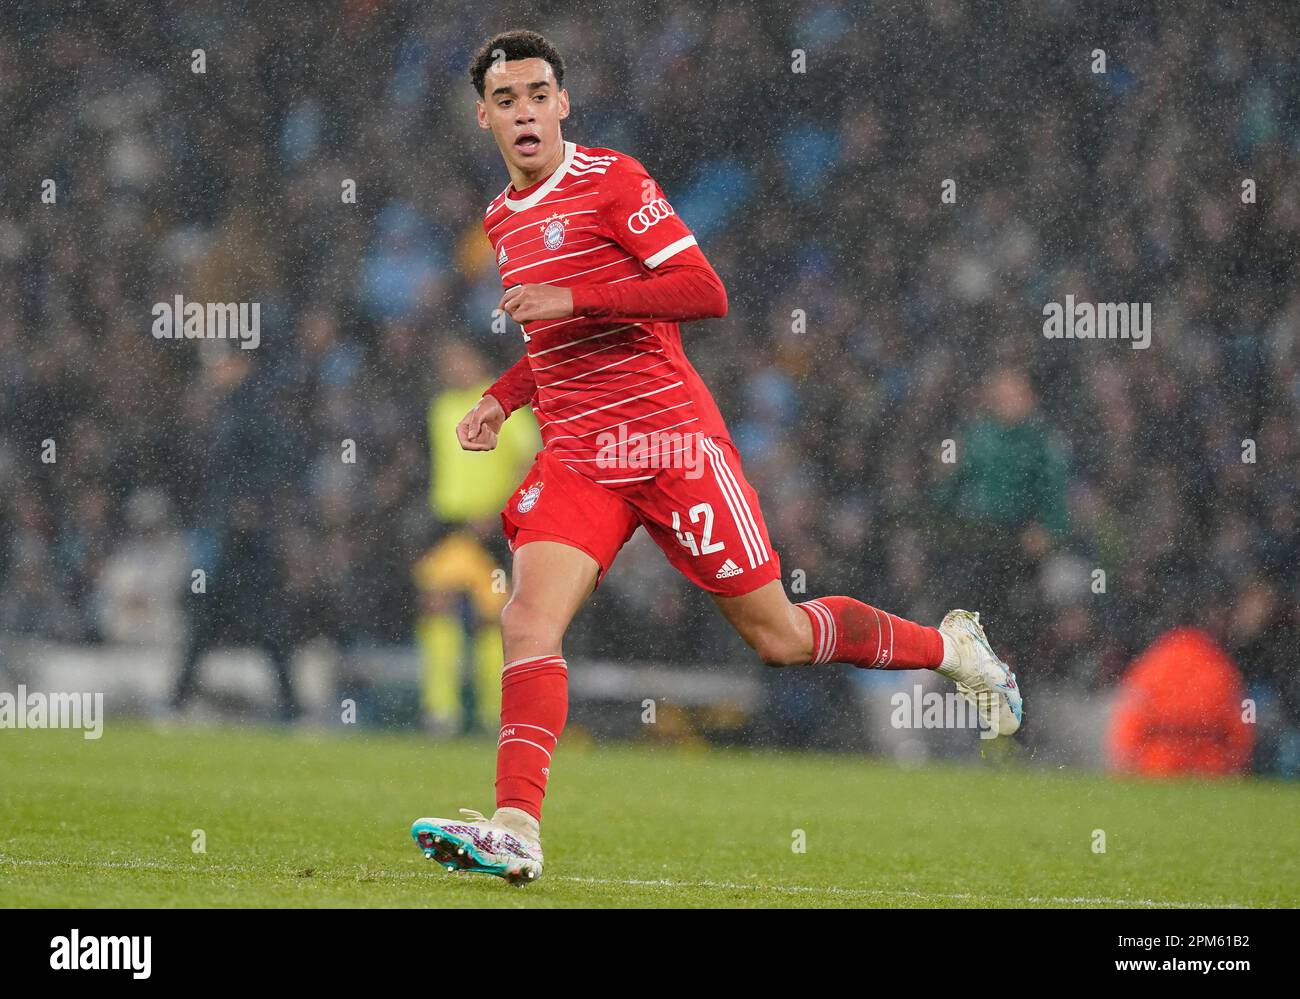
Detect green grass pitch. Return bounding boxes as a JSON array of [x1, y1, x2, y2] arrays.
[[1, 723, 1296, 908]]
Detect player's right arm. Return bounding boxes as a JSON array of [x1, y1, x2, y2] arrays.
[[457, 352, 535, 451]]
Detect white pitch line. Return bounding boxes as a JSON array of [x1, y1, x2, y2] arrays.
[[0, 856, 1245, 908], [551, 875, 1242, 909], [0, 856, 248, 874]]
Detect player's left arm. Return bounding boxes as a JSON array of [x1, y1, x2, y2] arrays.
[[498, 156, 727, 324]]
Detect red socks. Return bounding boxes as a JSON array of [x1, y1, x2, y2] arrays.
[[496, 654, 568, 822], [796, 597, 943, 669]]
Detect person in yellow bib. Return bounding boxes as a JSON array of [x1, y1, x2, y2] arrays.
[[416, 340, 539, 734]]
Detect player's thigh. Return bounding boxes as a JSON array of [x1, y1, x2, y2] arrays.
[[500, 539, 601, 656], [498, 452, 639, 655], [628, 436, 810, 662]]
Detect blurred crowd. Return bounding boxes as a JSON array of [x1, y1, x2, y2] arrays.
[[1, 2, 1297, 763]]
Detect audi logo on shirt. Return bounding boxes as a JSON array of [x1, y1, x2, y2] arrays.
[[626, 198, 675, 234]]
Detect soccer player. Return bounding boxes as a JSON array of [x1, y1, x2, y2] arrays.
[[411, 30, 1022, 885]]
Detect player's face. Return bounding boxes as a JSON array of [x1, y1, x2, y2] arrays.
[[477, 57, 569, 177]]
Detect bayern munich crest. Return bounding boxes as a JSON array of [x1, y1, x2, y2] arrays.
[[517, 482, 544, 513], [539, 212, 569, 251]]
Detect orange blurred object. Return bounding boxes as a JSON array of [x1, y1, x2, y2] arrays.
[[1107, 628, 1254, 777]]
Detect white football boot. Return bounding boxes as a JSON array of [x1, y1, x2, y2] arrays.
[[411, 809, 543, 886], [935, 609, 1023, 736]]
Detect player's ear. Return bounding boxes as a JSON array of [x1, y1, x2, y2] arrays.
[[476, 100, 490, 130], [558, 89, 570, 120]]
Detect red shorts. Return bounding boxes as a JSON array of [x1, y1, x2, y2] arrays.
[[501, 436, 782, 597]]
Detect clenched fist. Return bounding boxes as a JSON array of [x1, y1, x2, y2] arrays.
[[499, 283, 574, 324], [457, 394, 506, 451]]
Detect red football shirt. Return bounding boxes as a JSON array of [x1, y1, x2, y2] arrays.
[[483, 141, 730, 484]]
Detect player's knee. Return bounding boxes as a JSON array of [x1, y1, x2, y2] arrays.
[[499, 596, 564, 655]]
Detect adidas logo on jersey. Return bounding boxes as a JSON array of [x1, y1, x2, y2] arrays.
[[715, 559, 743, 579], [497, 243, 508, 266]]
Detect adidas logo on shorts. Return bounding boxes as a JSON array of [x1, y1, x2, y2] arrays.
[[715, 559, 744, 579]]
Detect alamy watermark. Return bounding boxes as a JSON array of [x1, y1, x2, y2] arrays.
[[0, 686, 104, 739], [890, 683, 1001, 740], [1043, 295, 1151, 350], [50, 930, 150, 979], [594, 424, 705, 479], [152, 295, 260, 349]]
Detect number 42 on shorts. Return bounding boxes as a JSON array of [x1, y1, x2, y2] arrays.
[[672, 503, 724, 556]]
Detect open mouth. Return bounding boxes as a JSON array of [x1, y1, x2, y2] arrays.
[[514, 132, 541, 155]]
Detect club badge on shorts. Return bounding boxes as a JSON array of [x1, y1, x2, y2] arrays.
[[539, 213, 569, 251], [517, 482, 544, 513]]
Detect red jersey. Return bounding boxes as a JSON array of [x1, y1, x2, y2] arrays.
[[483, 141, 730, 485]]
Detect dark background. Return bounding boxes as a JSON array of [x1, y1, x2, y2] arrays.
[[1, 1, 1296, 762]]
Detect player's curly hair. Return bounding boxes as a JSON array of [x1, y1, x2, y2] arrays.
[[469, 30, 565, 98]]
